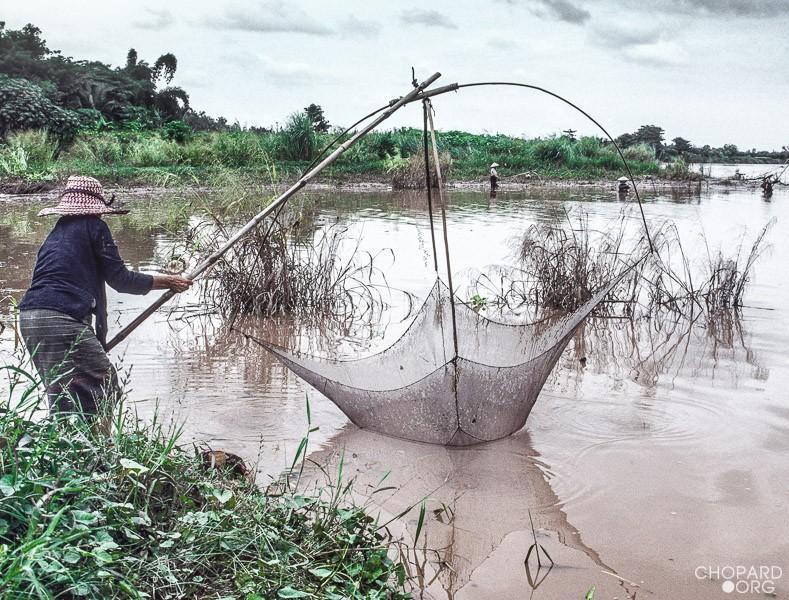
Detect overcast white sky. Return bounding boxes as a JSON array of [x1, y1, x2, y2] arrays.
[[5, 0, 789, 149]]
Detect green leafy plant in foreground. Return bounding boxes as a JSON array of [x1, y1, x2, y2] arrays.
[[0, 362, 410, 599]]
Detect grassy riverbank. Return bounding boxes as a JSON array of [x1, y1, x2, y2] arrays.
[[0, 365, 410, 599], [0, 127, 665, 192]]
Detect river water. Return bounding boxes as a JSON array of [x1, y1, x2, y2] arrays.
[[689, 162, 787, 182], [1, 182, 787, 599]]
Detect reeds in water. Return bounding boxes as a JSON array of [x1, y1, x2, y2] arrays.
[[390, 150, 452, 189], [194, 200, 389, 329], [645, 219, 773, 314], [472, 211, 642, 315], [470, 209, 773, 320]]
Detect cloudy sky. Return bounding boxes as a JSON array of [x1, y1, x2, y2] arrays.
[[5, 0, 789, 148]]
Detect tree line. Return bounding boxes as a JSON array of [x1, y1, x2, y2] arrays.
[[612, 124, 787, 163], [0, 22, 191, 143]]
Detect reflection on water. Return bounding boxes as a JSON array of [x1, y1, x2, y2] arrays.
[[1, 182, 788, 598], [308, 427, 629, 599]]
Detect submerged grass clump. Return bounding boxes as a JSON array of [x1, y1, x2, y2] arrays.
[[470, 209, 772, 319], [516, 213, 634, 311], [472, 211, 642, 315], [389, 150, 452, 190], [644, 220, 773, 314], [0, 363, 410, 599], [195, 199, 389, 327]]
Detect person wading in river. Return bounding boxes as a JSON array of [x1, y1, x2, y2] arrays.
[[19, 176, 192, 417], [489, 162, 499, 191]]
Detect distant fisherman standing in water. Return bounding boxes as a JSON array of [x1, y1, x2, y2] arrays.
[[489, 162, 499, 191], [19, 176, 193, 416]]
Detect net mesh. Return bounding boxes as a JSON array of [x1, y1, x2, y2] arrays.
[[259, 271, 628, 446]]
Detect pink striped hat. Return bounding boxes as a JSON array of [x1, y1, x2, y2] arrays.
[[38, 176, 129, 216]]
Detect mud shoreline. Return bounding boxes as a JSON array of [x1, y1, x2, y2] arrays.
[[0, 173, 773, 199]]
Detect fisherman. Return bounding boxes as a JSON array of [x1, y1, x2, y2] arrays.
[[489, 162, 499, 191], [617, 176, 630, 194], [18, 176, 193, 416], [761, 176, 774, 197]]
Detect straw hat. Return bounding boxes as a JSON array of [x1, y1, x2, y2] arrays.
[[38, 176, 128, 217], [490, 162, 499, 168], [617, 176, 629, 182]]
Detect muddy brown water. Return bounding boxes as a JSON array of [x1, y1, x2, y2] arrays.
[[1, 183, 788, 599]]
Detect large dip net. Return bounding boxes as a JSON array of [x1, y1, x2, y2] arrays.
[[259, 273, 628, 446], [246, 95, 641, 446]]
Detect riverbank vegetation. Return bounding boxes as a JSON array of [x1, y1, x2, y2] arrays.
[[0, 124, 666, 189], [0, 363, 411, 599]]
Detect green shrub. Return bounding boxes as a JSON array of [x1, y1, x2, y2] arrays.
[[533, 137, 574, 166], [73, 109, 108, 133], [576, 136, 602, 158], [0, 118, 662, 182], [163, 120, 193, 143], [126, 135, 183, 167], [596, 147, 623, 170], [279, 112, 317, 161], [622, 142, 656, 163], [390, 128, 422, 158], [176, 134, 217, 167], [0, 365, 411, 599], [367, 132, 398, 159], [4, 129, 57, 165], [212, 131, 266, 168], [663, 157, 690, 179], [382, 149, 409, 173], [66, 132, 125, 165], [0, 129, 58, 179], [0, 75, 80, 143]]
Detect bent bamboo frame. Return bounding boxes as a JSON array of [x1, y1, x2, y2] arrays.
[[107, 73, 655, 351], [105, 73, 442, 351]]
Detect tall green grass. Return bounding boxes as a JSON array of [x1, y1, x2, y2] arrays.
[[0, 130, 59, 181], [1, 127, 662, 186], [0, 361, 411, 599], [279, 113, 317, 162]]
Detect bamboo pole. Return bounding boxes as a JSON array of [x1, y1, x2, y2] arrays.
[[424, 99, 458, 357], [105, 73, 442, 352], [421, 100, 439, 272], [424, 99, 462, 430]]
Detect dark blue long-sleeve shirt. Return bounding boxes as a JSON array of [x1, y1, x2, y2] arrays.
[[20, 216, 154, 347]]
